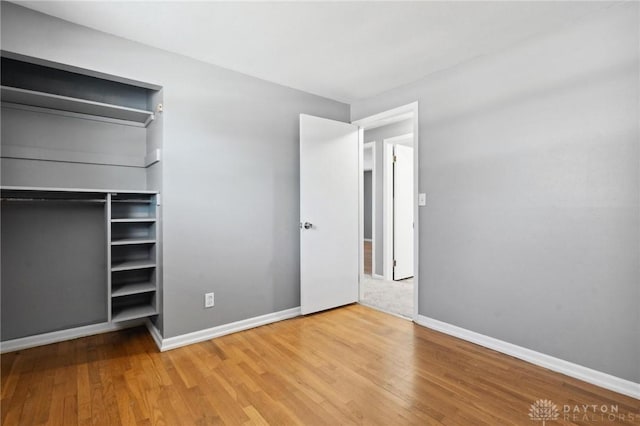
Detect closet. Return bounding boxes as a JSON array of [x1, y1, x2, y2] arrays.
[[0, 53, 163, 342]]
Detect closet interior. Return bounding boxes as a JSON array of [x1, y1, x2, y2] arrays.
[[0, 53, 164, 342]]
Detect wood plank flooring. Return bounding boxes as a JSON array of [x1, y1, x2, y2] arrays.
[[364, 241, 372, 275], [2, 304, 638, 425]]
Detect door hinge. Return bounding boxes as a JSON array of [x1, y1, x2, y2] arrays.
[[393, 259, 397, 267], [393, 155, 397, 163]]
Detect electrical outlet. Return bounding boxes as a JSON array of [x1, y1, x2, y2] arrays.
[[205, 292, 215, 308]]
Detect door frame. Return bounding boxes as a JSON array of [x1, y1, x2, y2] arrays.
[[352, 102, 419, 321]]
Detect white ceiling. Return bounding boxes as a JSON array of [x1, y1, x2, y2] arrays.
[[16, 1, 614, 103]]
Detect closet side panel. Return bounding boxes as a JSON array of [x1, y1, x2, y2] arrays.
[[145, 89, 163, 333], [1, 202, 107, 340]]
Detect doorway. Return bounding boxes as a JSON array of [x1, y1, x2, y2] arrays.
[[353, 103, 418, 320]]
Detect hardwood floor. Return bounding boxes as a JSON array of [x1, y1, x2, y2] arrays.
[[2, 305, 638, 425], [364, 241, 372, 275]]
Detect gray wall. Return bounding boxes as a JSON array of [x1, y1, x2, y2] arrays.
[[1, 202, 107, 339], [1, 3, 349, 338], [363, 119, 414, 276], [352, 2, 639, 382], [363, 171, 372, 240]]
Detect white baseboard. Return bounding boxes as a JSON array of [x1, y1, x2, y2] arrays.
[[363, 238, 372, 242], [0, 319, 145, 353], [147, 307, 301, 352], [371, 273, 385, 280], [145, 319, 163, 350], [416, 315, 640, 400]]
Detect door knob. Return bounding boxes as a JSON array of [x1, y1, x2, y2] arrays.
[[300, 222, 313, 229]]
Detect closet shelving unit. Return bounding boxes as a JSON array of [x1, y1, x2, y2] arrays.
[[108, 193, 159, 322], [1, 55, 163, 342], [0, 186, 160, 324]]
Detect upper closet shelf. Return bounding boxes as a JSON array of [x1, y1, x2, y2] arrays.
[[1, 186, 158, 202], [1, 86, 155, 127]]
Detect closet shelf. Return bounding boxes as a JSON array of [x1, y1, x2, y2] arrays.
[[111, 199, 153, 204], [110, 238, 156, 246], [1, 185, 157, 195], [112, 282, 156, 297], [111, 304, 157, 322], [111, 259, 156, 272], [111, 218, 156, 223], [1, 86, 155, 127]]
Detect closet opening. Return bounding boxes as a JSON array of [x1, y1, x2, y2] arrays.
[[0, 53, 164, 347]]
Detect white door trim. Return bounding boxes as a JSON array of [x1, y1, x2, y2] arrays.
[[352, 104, 416, 129], [383, 141, 394, 281], [362, 142, 376, 280], [384, 133, 414, 144], [352, 101, 420, 321], [358, 130, 365, 289]]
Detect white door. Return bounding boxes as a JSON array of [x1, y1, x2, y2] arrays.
[[300, 114, 359, 315], [393, 144, 414, 280]]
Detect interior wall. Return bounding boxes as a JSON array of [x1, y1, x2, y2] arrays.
[[1, 3, 350, 339], [352, 2, 639, 382], [363, 119, 414, 276], [1, 202, 107, 339]]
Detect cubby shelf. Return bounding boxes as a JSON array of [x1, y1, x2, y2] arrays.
[[111, 218, 156, 223], [1, 86, 155, 127], [111, 199, 153, 204], [112, 282, 156, 297], [111, 259, 156, 272], [110, 238, 156, 246], [111, 304, 157, 323]]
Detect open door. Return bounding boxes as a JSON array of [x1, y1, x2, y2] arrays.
[[393, 144, 414, 280], [300, 114, 359, 315]]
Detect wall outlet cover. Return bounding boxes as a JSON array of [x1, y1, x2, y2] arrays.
[[205, 292, 215, 308]]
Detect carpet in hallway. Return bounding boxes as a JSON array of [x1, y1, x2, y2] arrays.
[[360, 275, 413, 318]]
